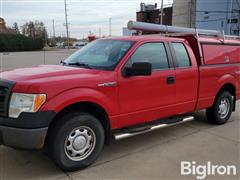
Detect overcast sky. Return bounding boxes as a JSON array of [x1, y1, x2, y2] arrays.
[[1, 0, 173, 39]]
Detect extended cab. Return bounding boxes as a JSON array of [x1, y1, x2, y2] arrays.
[[0, 32, 239, 171]]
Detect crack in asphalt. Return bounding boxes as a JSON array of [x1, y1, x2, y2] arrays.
[[65, 173, 74, 180], [184, 120, 240, 144], [54, 175, 71, 180], [53, 172, 73, 180]]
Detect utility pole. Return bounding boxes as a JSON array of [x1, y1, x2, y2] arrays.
[[99, 27, 101, 37], [52, 19, 56, 45], [160, 0, 163, 24], [109, 18, 112, 36], [52, 19, 55, 38], [64, 0, 70, 49]]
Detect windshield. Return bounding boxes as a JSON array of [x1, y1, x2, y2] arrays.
[[64, 39, 133, 70]]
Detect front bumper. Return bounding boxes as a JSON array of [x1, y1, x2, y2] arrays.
[[0, 111, 55, 149], [0, 126, 48, 149]]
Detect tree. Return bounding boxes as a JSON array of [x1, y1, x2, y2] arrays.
[[22, 21, 35, 38], [21, 20, 47, 41], [21, 20, 47, 48], [12, 22, 19, 34], [0, 33, 45, 52]]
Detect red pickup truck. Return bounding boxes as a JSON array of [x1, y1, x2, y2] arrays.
[[0, 27, 239, 171]]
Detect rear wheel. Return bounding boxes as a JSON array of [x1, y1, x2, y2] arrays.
[[47, 112, 104, 171], [206, 91, 233, 125]]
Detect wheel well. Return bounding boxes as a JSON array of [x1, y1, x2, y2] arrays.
[[45, 102, 112, 148], [217, 83, 236, 110]]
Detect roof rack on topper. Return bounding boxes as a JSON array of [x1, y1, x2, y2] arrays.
[[127, 20, 240, 41]]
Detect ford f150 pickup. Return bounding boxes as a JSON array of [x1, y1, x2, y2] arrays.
[[0, 22, 239, 171]]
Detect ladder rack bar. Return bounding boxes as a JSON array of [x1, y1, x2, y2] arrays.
[[128, 21, 240, 40], [224, 35, 240, 39]]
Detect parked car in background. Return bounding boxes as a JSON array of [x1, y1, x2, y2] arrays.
[[56, 42, 65, 49], [73, 42, 88, 49]]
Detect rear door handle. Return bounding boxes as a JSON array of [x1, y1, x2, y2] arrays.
[[166, 76, 175, 84]]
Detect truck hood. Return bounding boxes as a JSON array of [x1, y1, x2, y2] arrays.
[[1, 65, 100, 82], [1, 65, 116, 96]]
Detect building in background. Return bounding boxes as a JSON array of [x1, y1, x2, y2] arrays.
[[137, 3, 160, 24], [172, 0, 240, 35], [196, 0, 240, 35], [133, 3, 172, 34], [162, 6, 173, 25], [137, 3, 172, 25], [172, 0, 196, 28]]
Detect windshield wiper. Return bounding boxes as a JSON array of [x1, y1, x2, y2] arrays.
[[67, 62, 92, 69], [60, 60, 67, 65]]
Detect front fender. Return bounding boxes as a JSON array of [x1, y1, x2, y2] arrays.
[[40, 88, 118, 116]]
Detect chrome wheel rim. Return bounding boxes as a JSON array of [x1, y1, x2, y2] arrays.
[[64, 126, 96, 161], [218, 98, 230, 119]]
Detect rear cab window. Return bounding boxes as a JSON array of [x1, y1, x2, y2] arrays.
[[171, 42, 191, 68]]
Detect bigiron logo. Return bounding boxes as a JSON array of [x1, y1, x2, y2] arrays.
[[181, 161, 237, 179]]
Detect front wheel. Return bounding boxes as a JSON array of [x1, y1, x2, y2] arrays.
[[206, 91, 233, 125], [47, 112, 105, 171]]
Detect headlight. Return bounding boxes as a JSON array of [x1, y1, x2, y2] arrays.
[[9, 93, 46, 118]]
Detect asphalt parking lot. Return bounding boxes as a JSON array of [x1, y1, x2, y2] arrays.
[[0, 50, 239, 180], [0, 49, 76, 72]]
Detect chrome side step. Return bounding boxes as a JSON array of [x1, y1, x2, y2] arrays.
[[114, 116, 194, 140]]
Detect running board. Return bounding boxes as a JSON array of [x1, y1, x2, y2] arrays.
[[114, 116, 194, 140]]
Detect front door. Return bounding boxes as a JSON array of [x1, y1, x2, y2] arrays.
[[117, 42, 176, 128]]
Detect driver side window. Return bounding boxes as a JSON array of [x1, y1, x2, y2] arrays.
[[129, 42, 169, 70]]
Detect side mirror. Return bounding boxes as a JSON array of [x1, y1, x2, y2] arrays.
[[124, 62, 152, 77]]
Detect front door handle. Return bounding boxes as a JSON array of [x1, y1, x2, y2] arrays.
[[166, 76, 175, 84]]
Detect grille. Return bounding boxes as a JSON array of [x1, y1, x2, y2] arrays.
[[0, 80, 14, 117], [0, 86, 8, 115]]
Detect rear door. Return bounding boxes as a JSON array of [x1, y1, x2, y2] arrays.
[[170, 42, 199, 114], [117, 41, 176, 127]]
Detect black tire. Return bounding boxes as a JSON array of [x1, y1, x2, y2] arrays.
[[47, 112, 105, 171], [206, 91, 233, 125]]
